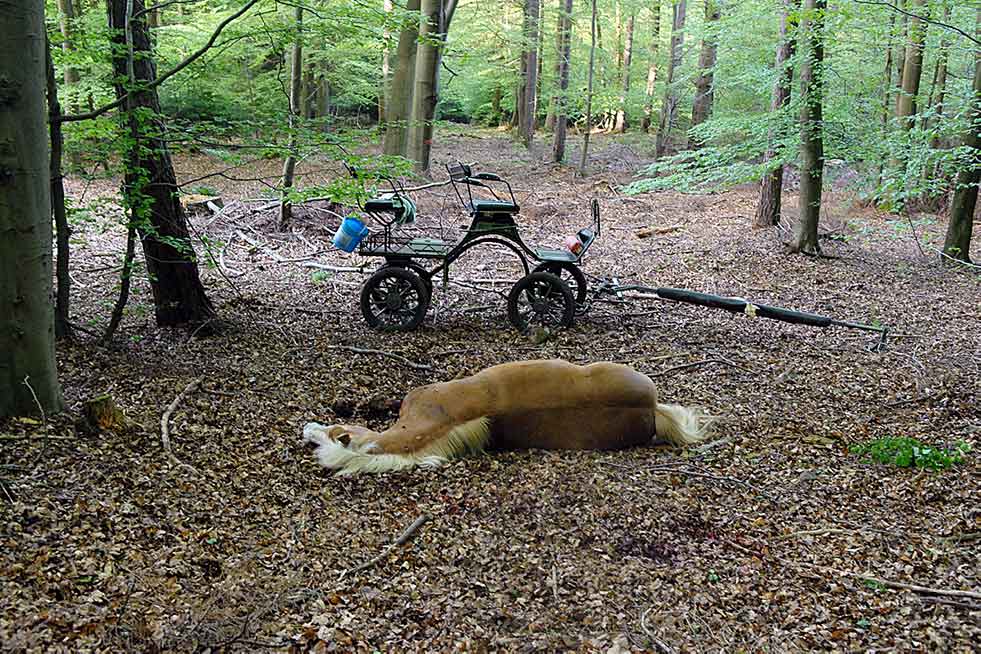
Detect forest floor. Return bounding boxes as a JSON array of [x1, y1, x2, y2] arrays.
[[2, 128, 979, 653]]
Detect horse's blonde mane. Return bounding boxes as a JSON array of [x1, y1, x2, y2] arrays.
[[304, 417, 491, 476]]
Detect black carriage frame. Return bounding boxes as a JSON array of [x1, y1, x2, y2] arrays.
[[353, 163, 601, 332]]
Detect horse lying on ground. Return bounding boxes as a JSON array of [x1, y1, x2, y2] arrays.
[[304, 359, 714, 476]]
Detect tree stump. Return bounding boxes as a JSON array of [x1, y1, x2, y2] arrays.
[[80, 394, 128, 433]]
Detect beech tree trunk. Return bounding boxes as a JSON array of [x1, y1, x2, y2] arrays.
[[107, 0, 216, 326], [545, 0, 566, 132], [641, 0, 662, 132], [655, 0, 686, 159], [613, 13, 635, 133], [280, 5, 303, 228], [579, 0, 598, 175], [923, 3, 951, 149], [790, 0, 826, 255], [941, 10, 980, 264], [46, 37, 72, 340], [408, 0, 441, 172], [520, 0, 541, 148], [754, 0, 798, 228], [0, 0, 64, 418], [380, 0, 393, 125], [552, 0, 574, 162], [688, 0, 720, 147], [383, 0, 420, 156], [895, 0, 926, 127]]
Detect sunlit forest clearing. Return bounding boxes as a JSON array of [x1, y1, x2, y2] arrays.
[[2, 0, 979, 651]]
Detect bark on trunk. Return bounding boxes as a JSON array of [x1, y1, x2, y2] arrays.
[[45, 37, 72, 339], [0, 0, 64, 417], [923, 4, 951, 147], [895, 0, 926, 127], [408, 0, 441, 173], [578, 0, 598, 175], [655, 0, 686, 159], [790, 0, 826, 255], [107, 0, 216, 327], [754, 0, 798, 228], [941, 10, 980, 264], [520, 0, 541, 148], [613, 13, 635, 133], [380, 0, 393, 125], [545, 0, 566, 132], [641, 0, 662, 133], [688, 0, 720, 147], [551, 0, 574, 162], [383, 0, 420, 156], [280, 5, 303, 229]]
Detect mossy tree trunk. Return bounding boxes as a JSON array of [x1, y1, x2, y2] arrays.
[[654, 0, 686, 159], [640, 0, 662, 133], [107, 0, 216, 327]]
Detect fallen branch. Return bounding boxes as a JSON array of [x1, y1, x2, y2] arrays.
[[836, 570, 981, 601], [635, 224, 683, 239], [160, 378, 202, 474], [326, 345, 432, 371], [340, 514, 430, 579]]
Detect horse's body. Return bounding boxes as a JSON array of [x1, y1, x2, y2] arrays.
[[304, 359, 713, 475]]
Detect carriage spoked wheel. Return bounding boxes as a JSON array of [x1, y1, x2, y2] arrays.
[[360, 266, 430, 331], [507, 272, 575, 333], [383, 260, 434, 299], [533, 262, 588, 308]]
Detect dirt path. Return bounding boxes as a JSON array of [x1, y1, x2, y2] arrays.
[[1, 130, 978, 652]]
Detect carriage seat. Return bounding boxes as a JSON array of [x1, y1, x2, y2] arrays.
[[535, 248, 578, 263], [470, 199, 519, 215]]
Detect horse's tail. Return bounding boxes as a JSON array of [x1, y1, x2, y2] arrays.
[[654, 403, 715, 446]]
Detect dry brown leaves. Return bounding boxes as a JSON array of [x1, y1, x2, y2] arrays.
[[1, 131, 978, 653]]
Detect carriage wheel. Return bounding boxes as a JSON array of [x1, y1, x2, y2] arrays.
[[533, 262, 588, 306], [384, 260, 434, 298], [360, 266, 430, 331], [507, 272, 575, 333]]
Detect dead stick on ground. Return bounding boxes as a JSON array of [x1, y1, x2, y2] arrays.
[[340, 514, 430, 579], [823, 567, 981, 601], [327, 345, 432, 371], [161, 378, 202, 474], [0, 434, 75, 442]]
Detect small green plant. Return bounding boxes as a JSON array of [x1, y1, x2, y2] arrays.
[[310, 270, 331, 284], [852, 437, 970, 470]]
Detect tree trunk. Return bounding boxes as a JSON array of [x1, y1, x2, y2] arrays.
[[0, 0, 64, 418], [545, 0, 567, 132], [923, 3, 951, 147], [491, 83, 503, 126], [107, 0, 216, 327], [754, 0, 798, 228], [408, 0, 442, 173], [380, 0, 393, 125], [641, 0, 662, 132], [45, 37, 72, 340], [383, 0, 420, 156], [57, 0, 81, 99], [552, 0, 574, 162], [578, 0, 598, 176], [520, 0, 541, 148], [875, 8, 898, 185], [280, 5, 303, 229], [655, 0, 686, 159], [895, 0, 926, 127], [790, 0, 826, 255], [688, 0, 720, 148], [613, 13, 635, 133], [941, 10, 980, 264]]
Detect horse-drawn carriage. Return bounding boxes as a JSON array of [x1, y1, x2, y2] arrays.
[[333, 163, 889, 350], [339, 163, 599, 333]]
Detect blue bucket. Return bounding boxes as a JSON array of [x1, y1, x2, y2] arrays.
[[332, 215, 369, 253]]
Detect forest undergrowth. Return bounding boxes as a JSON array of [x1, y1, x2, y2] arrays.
[[1, 130, 978, 652]]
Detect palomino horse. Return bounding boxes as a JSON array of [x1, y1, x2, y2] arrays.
[[304, 359, 714, 475]]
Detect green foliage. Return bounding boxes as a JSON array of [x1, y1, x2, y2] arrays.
[[851, 437, 971, 471]]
